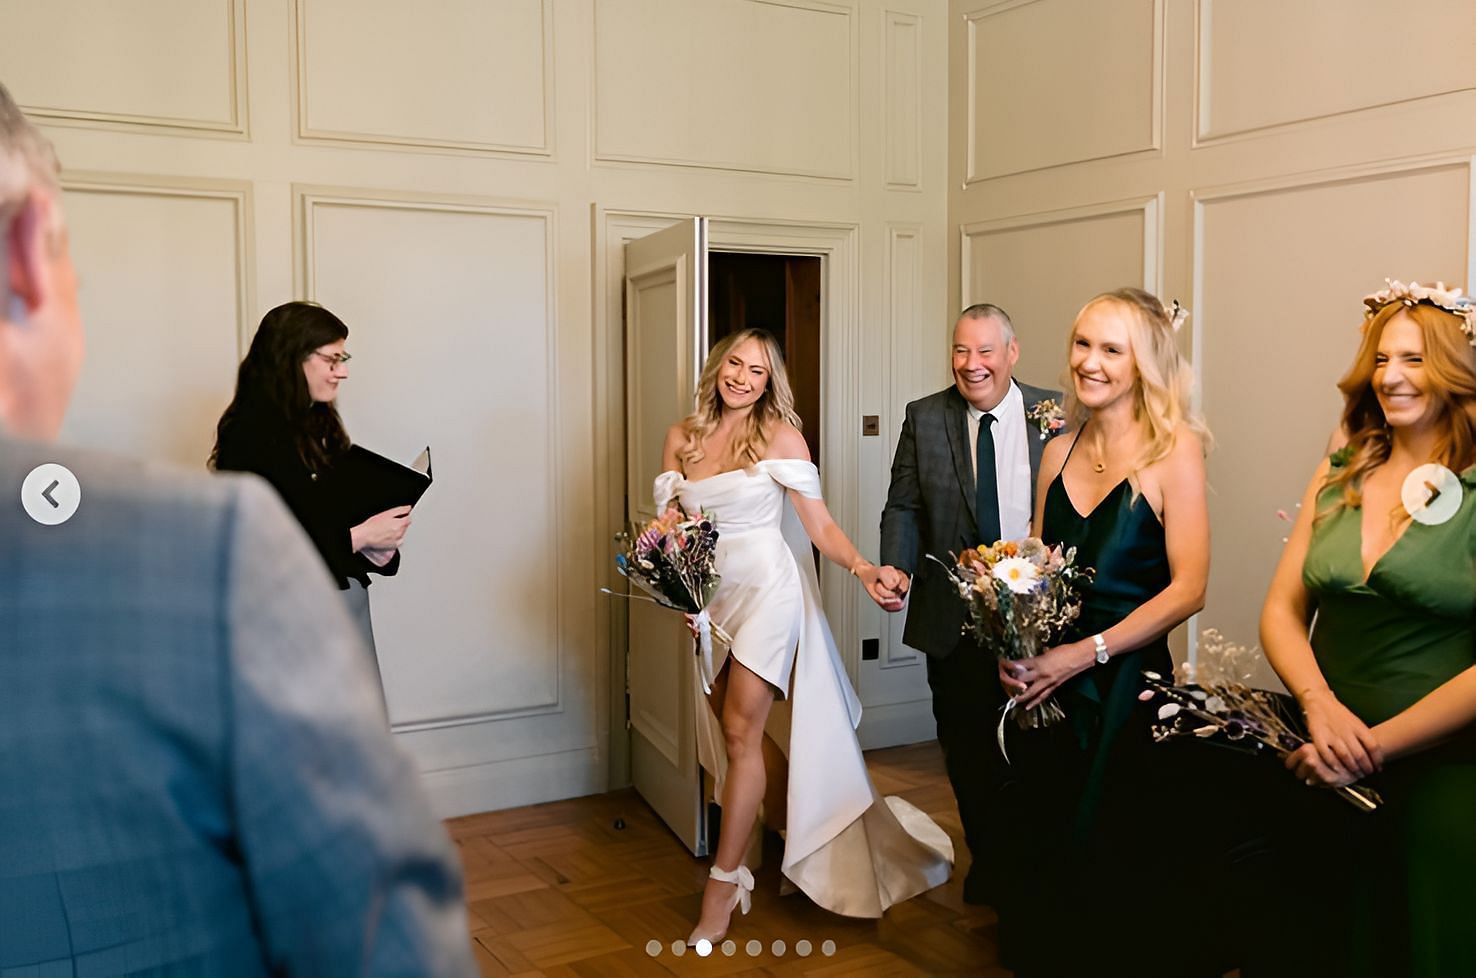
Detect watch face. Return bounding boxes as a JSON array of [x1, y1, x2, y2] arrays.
[[1096, 648, 1109, 665]]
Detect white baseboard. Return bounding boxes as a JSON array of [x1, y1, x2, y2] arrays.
[[418, 747, 605, 819], [856, 697, 937, 751]]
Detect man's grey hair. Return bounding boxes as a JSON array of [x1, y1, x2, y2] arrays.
[[956, 302, 1015, 344], [0, 83, 59, 215]]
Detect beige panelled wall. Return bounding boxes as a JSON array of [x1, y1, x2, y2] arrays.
[[949, 0, 1476, 672], [0, 0, 950, 814]]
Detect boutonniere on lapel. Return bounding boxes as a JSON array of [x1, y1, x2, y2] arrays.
[[1026, 399, 1066, 441]]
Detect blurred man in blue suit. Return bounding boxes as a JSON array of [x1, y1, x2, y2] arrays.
[[0, 84, 476, 977]]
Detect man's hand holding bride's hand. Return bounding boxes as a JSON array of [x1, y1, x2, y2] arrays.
[[862, 564, 909, 613]]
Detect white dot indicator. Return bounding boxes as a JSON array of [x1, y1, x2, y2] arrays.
[[745, 939, 762, 956], [771, 940, 787, 956], [721, 940, 737, 956], [693, 939, 712, 957], [1403, 463, 1462, 526], [670, 940, 686, 957], [796, 939, 813, 957], [644, 940, 661, 956], [822, 939, 838, 956]]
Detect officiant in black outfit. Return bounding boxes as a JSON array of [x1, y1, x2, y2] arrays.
[[879, 303, 1062, 908], [211, 301, 411, 673]]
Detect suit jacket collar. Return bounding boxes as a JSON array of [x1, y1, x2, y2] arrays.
[[943, 387, 977, 521]]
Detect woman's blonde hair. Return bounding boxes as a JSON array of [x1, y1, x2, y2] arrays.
[[679, 328, 802, 470], [1322, 302, 1476, 514], [1062, 287, 1211, 485]]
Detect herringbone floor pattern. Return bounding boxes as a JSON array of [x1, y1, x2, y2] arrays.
[[447, 741, 1006, 977]]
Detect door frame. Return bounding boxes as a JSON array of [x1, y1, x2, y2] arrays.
[[593, 206, 863, 791]]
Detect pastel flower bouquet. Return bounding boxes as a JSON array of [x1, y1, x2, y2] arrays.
[[609, 505, 731, 693], [930, 539, 1093, 747]]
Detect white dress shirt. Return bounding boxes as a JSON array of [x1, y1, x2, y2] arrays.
[[966, 380, 1033, 541]]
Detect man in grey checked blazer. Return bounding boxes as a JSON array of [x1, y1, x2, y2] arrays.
[[880, 304, 1061, 907], [0, 85, 475, 976]]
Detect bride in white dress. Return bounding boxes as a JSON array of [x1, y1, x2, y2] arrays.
[[659, 328, 953, 946]]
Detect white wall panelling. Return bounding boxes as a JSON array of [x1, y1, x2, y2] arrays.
[[295, 186, 565, 728], [592, 0, 860, 179], [293, 0, 555, 156], [59, 175, 252, 466], [963, 0, 1162, 183], [1195, 0, 1476, 145], [0, 0, 247, 136], [883, 10, 924, 189]]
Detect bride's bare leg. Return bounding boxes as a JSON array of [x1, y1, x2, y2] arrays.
[[691, 659, 774, 943], [708, 664, 786, 833]]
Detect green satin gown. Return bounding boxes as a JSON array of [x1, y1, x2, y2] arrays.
[[1302, 456, 1476, 978]]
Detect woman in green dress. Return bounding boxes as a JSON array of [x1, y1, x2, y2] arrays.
[[1262, 281, 1476, 978]]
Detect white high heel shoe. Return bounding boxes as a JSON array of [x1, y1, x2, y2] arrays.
[[686, 864, 754, 947]]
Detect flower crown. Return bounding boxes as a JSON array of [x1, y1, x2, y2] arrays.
[[1362, 279, 1476, 346]]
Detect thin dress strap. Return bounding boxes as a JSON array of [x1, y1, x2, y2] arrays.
[[1057, 427, 1085, 479]]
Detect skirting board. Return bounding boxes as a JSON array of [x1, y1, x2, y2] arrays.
[[856, 697, 937, 751], [415, 746, 604, 820]]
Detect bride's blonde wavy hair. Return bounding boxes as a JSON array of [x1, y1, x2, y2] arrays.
[[1062, 287, 1211, 488], [679, 328, 802, 470]]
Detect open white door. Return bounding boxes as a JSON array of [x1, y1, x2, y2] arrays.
[[624, 218, 709, 855]]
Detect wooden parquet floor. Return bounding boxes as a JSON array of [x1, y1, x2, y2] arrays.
[[447, 741, 1006, 977]]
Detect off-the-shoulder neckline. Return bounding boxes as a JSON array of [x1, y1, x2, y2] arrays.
[[659, 459, 817, 485]]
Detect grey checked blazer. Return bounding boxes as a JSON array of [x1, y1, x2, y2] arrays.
[[0, 437, 475, 977], [880, 382, 1062, 659]]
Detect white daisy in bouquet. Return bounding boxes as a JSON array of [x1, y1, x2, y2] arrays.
[[931, 538, 1093, 743]]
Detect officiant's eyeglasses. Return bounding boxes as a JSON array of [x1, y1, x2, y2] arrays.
[[310, 351, 352, 368]]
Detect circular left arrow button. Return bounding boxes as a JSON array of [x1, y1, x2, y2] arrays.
[[22, 463, 81, 526]]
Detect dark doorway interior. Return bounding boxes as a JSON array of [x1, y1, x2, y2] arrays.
[[708, 251, 823, 464]]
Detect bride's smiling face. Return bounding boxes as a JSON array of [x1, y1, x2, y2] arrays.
[[716, 338, 771, 412]]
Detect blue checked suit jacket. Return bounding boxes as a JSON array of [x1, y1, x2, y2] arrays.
[[880, 382, 1062, 659], [0, 437, 475, 977]]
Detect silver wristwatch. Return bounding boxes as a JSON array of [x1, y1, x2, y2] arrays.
[[1092, 633, 1109, 665]]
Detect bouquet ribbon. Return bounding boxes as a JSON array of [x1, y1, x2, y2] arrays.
[[997, 698, 1016, 764], [694, 608, 718, 694]]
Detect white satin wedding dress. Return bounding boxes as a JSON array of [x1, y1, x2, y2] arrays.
[[655, 460, 953, 918]]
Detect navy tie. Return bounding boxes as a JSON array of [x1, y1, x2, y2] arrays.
[[975, 413, 1001, 545]]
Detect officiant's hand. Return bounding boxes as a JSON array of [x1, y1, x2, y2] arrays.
[[1004, 641, 1093, 710], [351, 505, 412, 553], [1299, 688, 1382, 779]]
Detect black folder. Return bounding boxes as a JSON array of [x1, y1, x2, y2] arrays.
[[330, 445, 433, 526]]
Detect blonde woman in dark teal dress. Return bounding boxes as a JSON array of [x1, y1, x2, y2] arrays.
[[997, 288, 1212, 977], [1262, 281, 1476, 978]]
